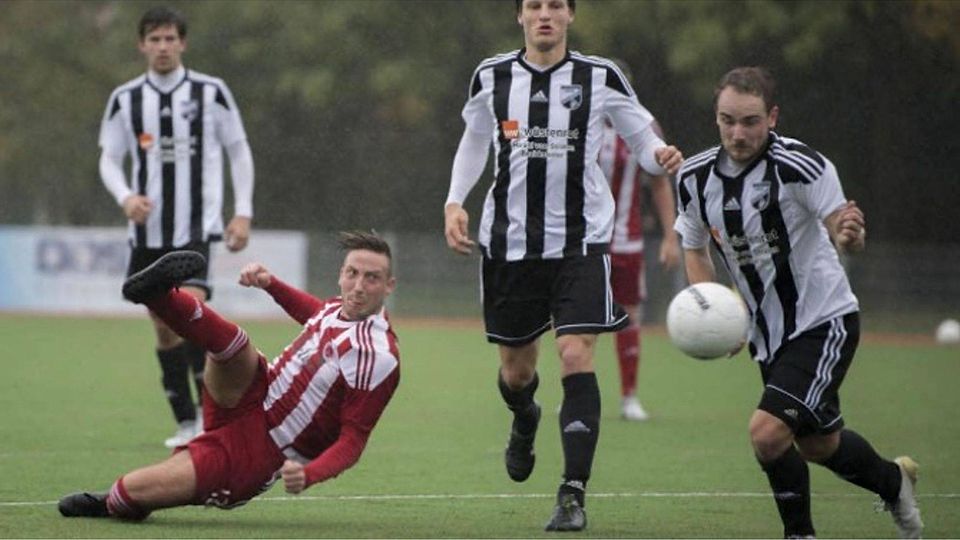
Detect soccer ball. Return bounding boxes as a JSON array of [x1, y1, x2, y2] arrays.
[[666, 282, 750, 360], [935, 318, 960, 345]]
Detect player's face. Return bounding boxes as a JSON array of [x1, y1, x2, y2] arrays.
[[518, 0, 574, 54], [338, 249, 396, 321], [139, 24, 186, 75], [715, 87, 779, 165]]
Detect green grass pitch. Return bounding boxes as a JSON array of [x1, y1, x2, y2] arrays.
[[0, 314, 957, 538]]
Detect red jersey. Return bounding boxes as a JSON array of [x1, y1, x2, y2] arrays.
[[598, 121, 661, 255], [261, 279, 400, 487]]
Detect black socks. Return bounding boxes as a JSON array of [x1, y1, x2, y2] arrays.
[[558, 372, 601, 507]]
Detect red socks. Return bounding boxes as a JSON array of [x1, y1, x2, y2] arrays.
[[145, 289, 249, 362], [615, 326, 640, 397], [106, 476, 150, 521]]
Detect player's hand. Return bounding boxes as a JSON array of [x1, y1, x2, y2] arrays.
[[225, 216, 251, 252], [655, 145, 684, 176], [238, 262, 273, 288], [122, 194, 153, 224], [280, 460, 307, 494], [444, 203, 476, 255], [831, 200, 866, 253], [659, 233, 681, 270]]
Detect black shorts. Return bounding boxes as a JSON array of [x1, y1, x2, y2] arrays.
[[481, 254, 628, 346], [127, 242, 213, 299], [757, 312, 860, 437]]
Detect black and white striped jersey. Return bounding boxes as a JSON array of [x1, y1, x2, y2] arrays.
[[674, 132, 859, 363], [99, 67, 249, 249], [462, 49, 658, 260]]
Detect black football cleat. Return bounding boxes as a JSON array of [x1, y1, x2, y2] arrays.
[[544, 493, 587, 532], [504, 402, 541, 482], [122, 251, 206, 303], [58, 492, 109, 518]]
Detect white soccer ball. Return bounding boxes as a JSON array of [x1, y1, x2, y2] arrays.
[[935, 318, 960, 345], [666, 282, 750, 360]]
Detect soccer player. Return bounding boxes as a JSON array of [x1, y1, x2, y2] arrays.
[[443, 0, 682, 531], [98, 6, 255, 448], [674, 66, 923, 538], [59, 231, 400, 520], [598, 77, 680, 420]]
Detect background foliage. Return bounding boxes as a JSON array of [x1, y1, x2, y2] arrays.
[[0, 0, 958, 241]]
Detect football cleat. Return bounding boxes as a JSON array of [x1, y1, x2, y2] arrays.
[[163, 419, 200, 449], [122, 251, 206, 303], [58, 492, 109, 518], [544, 493, 587, 532], [504, 402, 541, 482], [884, 456, 923, 539], [621, 395, 649, 421]]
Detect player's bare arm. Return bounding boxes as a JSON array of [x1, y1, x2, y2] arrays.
[[683, 246, 716, 284], [238, 262, 272, 288], [649, 175, 681, 270], [825, 200, 866, 253], [122, 194, 153, 225], [225, 215, 251, 252], [444, 203, 476, 255], [280, 460, 307, 494], [654, 145, 684, 175]]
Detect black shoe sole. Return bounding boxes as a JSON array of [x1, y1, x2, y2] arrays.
[[122, 251, 206, 303]]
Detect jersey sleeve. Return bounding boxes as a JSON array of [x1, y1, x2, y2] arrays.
[[798, 158, 847, 221], [302, 363, 399, 487], [263, 278, 325, 325], [99, 90, 128, 156], [212, 81, 248, 147], [602, 66, 654, 140], [674, 171, 710, 249], [461, 65, 496, 136]]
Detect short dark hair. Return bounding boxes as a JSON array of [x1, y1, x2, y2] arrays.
[[139, 7, 187, 39], [714, 67, 776, 112], [338, 231, 393, 271], [515, 0, 576, 13]]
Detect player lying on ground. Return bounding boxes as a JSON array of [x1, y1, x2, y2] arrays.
[[59, 231, 399, 519]]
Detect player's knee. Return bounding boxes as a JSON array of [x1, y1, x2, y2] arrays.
[[556, 335, 595, 373], [749, 412, 793, 463]]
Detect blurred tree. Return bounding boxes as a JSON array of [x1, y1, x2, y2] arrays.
[[0, 0, 956, 241]]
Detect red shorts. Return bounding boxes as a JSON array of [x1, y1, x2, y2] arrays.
[[180, 356, 286, 508], [610, 252, 646, 306]]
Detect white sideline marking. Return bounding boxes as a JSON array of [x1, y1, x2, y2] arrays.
[[3, 491, 958, 508]]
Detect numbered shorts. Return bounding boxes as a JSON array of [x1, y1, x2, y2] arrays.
[[178, 356, 285, 508], [610, 252, 646, 306], [481, 254, 628, 346], [757, 312, 860, 437], [127, 242, 212, 298]]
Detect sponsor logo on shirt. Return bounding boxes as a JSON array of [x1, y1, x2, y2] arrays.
[[138, 132, 154, 150]]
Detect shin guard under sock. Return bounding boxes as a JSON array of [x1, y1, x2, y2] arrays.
[[498, 370, 540, 434], [559, 372, 601, 505], [760, 446, 814, 537], [146, 290, 248, 361], [821, 429, 902, 503], [157, 344, 195, 423]]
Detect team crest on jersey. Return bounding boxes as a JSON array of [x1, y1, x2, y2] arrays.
[[751, 182, 772, 211], [321, 342, 338, 362], [138, 132, 154, 150], [559, 85, 582, 110], [180, 99, 200, 121]]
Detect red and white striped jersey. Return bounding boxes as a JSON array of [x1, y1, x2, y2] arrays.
[[598, 122, 645, 254], [260, 280, 399, 486]]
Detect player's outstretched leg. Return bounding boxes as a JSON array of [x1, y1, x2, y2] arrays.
[[886, 457, 923, 539], [58, 492, 109, 518], [122, 251, 206, 304], [499, 371, 541, 482], [544, 492, 587, 531]]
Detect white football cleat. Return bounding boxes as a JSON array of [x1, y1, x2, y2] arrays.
[[621, 396, 649, 421], [885, 456, 923, 539], [163, 419, 199, 448]]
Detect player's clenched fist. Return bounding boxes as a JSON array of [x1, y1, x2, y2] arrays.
[[238, 263, 273, 289], [281, 459, 307, 494]]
